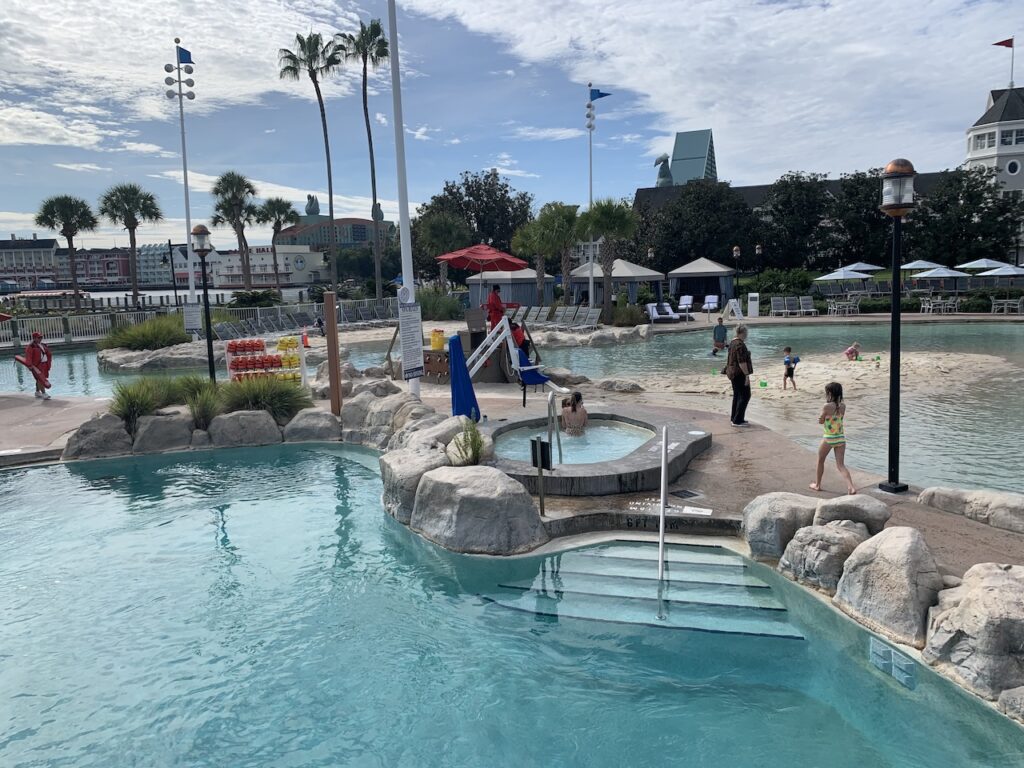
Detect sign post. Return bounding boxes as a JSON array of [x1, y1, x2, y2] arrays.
[[398, 301, 425, 382], [183, 301, 202, 334], [324, 291, 342, 416]]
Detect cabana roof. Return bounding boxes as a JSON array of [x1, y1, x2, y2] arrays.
[[569, 258, 665, 280], [667, 257, 735, 277], [465, 268, 553, 282]]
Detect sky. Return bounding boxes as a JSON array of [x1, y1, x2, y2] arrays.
[[0, 0, 1018, 248]]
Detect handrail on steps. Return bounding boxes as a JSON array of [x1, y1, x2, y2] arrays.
[[546, 391, 563, 465]]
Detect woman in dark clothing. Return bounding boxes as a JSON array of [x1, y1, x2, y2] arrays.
[[725, 324, 753, 426]]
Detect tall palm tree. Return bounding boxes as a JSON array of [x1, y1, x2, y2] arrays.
[[578, 198, 637, 323], [257, 197, 300, 296], [420, 210, 471, 288], [210, 171, 258, 290], [98, 183, 163, 305], [512, 220, 547, 306], [35, 195, 98, 310], [535, 202, 579, 305], [337, 19, 389, 299], [279, 32, 345, 288]]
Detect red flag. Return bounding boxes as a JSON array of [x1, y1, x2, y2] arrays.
[[993, 38, 1014, 48]]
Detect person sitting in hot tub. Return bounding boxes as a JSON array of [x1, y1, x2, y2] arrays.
[[560, 392, 588, 437]]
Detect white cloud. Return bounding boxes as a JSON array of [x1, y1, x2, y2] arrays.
[[611, 133, 643, 144], [264, 128, 276, 134], [115, 141, 176, 158], [510, 126, 586, 141], [375, 112, 388, 126], [53, 163, 111, 173], [486, 151, 539, 178], [446, 137, 463, 145], [405, 124, 438, 141], [489, 69, 516, 78], [0, 103, 125, 149], [0, 210, 219, 248]]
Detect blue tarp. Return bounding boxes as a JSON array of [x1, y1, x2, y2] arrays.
[[448, 335, 480, 421]]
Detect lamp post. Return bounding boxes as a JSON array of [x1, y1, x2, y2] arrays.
[[732, 245, 741, 272], [162, 239, 179, 307], [191, 224, 217, 383], [165, 40, 197, 301], [878, 158, 917, 494], [755, 244, 763, 276]]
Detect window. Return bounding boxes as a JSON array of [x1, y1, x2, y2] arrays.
[[987, 131, 997, 149], [352, 224, 367, 241], [1007, 160, 1021, 175], [1017, 129, 1024, 145], [974, 134, 986, 150], [1002, 131, 1015, 146]]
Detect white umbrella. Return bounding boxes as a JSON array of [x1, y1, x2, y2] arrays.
[[842, 262, 884, 272], [976, 265, 1024, 277], [900, 259, 942, 270], [956, 258, 1012, 270], [815, 268, 873, 281], [910, 267, 970, 279]]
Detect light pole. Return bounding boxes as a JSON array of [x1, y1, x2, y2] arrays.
[[165, 40, 197, 301], [878, 158, 917, 494], [162, 239, 179, 307], [755, 244, 763, 276], [191, 224, 217, 384]]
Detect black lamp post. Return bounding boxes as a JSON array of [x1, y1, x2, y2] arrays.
[[191, 224, 217, 384], [162, 239, 179, 307], [878, 158, 917, 494], [755, 244, 763, 277]]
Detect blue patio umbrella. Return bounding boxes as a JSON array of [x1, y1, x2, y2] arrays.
[[448, 334, 480, 421]]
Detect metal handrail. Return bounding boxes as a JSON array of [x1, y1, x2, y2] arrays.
[[657, 426, 668, 581], [546, 391, 563, 465]]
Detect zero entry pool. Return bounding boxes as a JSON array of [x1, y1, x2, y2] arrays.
[[1, 445, 1022, 767], [493, 421, 655, 464]]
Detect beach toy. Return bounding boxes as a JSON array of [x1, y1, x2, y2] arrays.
[[430, 329, 446, 350], [856, 355, 862, 361], [759, 378, 768, 388], [874, 355, 880, 361]]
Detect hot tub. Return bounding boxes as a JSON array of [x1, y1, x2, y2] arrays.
[[494, 421, 655, 465]]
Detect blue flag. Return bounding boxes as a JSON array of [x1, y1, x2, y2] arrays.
[[589, 88, 611, 101], [176, 46, 194, 65]]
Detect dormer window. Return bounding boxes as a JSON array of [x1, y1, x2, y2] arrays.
[[974, 131, 997, 150]]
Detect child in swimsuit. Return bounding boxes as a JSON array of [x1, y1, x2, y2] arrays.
[[809, 381, 856, 495], [782, 346, 799, 390], [843, 341, 861, 361]]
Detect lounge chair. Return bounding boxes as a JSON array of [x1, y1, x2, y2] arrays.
[[511, 306, 527, 324], [646, 303, 671, 323], [543, 306, 570, 328], [553, 306, 581, 331], [678, 295, 693, 314], [799, 296, 819, 316], [523, 307, 542, 325], [659, 303, 681, 322], [357, 306, 383, 327], [785, 296, 801, 316], [701, 295, 719, 317], [770, 296, 788, 317], [576, 307, 602, 331]]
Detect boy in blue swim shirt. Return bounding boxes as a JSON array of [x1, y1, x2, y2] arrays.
[[783, 346, 799, 390]]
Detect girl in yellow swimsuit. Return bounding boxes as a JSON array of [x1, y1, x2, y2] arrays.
[[809, 381, 857, 495]]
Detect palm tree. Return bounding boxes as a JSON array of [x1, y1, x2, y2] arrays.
[[98, 184, 163, 305], [534, 202, 579, 305], [210, 171, 258, 290], [279, 32, 345, 288], [35, 195, 98, 310], [511, 220, 547, 306], [578, 198, 637, 323], [337, 19, 389, 299], [420, 210, 471, 288], [257, 197, 300, 296]]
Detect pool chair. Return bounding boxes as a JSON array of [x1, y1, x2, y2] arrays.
[[677, 295, 694, 319], [799, 296, 819, 316], [659, 303, 681, 322], [785, 296, 801, 316], [553, 305, 581, 331], [515, 348, 569, 407], [701, 295, 719, 318], [770, 296, 788, 317]]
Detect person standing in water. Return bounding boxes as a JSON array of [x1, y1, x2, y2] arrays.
[[809, 381, 857, 495], [711, 316, 728, 356]]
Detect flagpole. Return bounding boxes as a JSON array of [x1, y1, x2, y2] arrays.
[[173, 38, 196, 302], [1012, 36, 1016, 88], [586, 83, 595, 306]]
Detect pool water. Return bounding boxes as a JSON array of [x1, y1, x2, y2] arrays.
[[2, 446, 1022, 767], [494, 421, 654, 464], [0, 341, 389, 398]]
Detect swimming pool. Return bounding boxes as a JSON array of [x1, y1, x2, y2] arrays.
[[2, 446, 1021, 767], [494, 421, 654, 464]]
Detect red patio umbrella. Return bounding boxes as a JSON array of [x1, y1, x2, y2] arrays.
[[436, 243, 527, 272]]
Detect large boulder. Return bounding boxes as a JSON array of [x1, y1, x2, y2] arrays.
[[62, 413, 133, 460], [813, 494, 892, 535], [386, 413, 448, 450], [445, 430, 495, 466], [410, 466, 550, 555], [363, 393, 419, 449], [97, 341, 226, 372], [207, 410, 282, 448], [401, 415, 471, 451], [998, 686, 1024, 725], [132, 414, 194, 454], [918, 487, 1024, 534], [190, 429, 211, 449], [283, 409, 342, 442], [586, 330, 618, 347], [778, 520, 869, 594], [362, 366, 387, 379], [544, 367, 590, 387], [352, 379, 401, 398], [379, 447, 450, 524], [341, 391, 376, 431], [741, 492, 819, 561], [923, 563, 1024, 699], [833, 527, 943, 648], [393, 401, 437, 431], [596, 378, 645, 393]]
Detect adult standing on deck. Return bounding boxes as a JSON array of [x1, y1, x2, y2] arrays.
[[24, 331, 53, 400], [725, 324, 753, 426], [486, 284, 505, 330]]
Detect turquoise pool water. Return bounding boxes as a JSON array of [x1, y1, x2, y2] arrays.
[[543, 323, 1024, 493], [2, 446, 1022, 767], [494, 421, 654, 464], [0, 342, 389, 398]]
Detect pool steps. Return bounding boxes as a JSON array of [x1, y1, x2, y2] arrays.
[[482, 542, 805, 641]]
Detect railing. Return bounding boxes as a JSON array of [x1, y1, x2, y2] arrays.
[[0, 320, 13, 347], [657, 426, 668, 581], [546, 391, 563, 465], [67, 314, 113, 340], [17, 316, 65, 344]]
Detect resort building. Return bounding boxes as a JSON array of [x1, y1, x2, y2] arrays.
[[210, 244, 321, 289], [669, 129, 718, 184], [278, 215, 396, 252], [54, 246, 132, 288], [136, 242, 196, 288], [0, 234, 59, 289]]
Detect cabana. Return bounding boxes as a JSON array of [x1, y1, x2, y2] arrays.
[[568, 259, 665, 305], [667, 257, 736, 302], [466, 268, 555, 306]]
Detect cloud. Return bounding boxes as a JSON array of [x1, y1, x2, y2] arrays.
[[115, 141, 176, 158], [489, 69, 516, 78], [510, 126, 586, 141], [0, 103, 125, 148], [486, 151, 539, 178], [53, 163, 111, 173], [1, 210, 216, 248], [264, 128, 276, 134], [405, 124, 438, 141], [611, 133, 643, 144], [375, 112, 388, 126], [446, 137, 463, 145]]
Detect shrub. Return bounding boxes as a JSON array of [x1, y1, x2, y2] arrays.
[[227, 289, 282, 308], [218, 377, 313, 422], [109, 379, 159, 436], [611, 304, 646, 327], [450, 419, 484, 465], [418, 287, 464, 321], [98, 314, 190, 351], [187, 387, 221, 431], [749, 268, 815, 296], [175, 374, 216, 402]]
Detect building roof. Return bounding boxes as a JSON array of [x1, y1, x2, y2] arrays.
[[0, 238, 58, 250], [465, 268, 553, 282], [55, 246, 130, 256], [973, 87, 1024, 127], [569, 258, 664, 280]]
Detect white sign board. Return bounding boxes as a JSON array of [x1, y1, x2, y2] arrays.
[[398, 302, 425, 381], [724, 298, 744, 319], [747, 292, 760, 318], [183, 302, 203, 332]]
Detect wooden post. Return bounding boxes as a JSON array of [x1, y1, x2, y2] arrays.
[[324, 290, 342, 416]]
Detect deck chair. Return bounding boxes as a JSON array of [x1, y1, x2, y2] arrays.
[[770, 297, 787, 317], [574, 308, 602, 332], [678, 295, 693, 314], [553, 306, 580, 331], [785, 296, 801, 316], [701, 295, 719, 316], [659, 303, 681, 322], [511, 306, 527, 324], [523, 306, 542, 325], [799, 296, 819, 316]]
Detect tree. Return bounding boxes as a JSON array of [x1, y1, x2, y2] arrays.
[[906, 166, 1024, 267], [822, 169, 891, 268], [418, 210, 472, 288], [533, 202, 579, 304], [759, 171, 830, 270], [648, 180, 755, 273], [279, 32, 345, 288], [578, 198, 636, 322], [256, 197, 300, 296], [98, 183, 163, 305], [337, 19, 389, 300], [511, 219, 547, 306], [417, 170, 533, 252], [35, 195, 97, 310], [210, 171, 258, 290]]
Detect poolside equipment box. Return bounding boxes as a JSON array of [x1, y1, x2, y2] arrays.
[[747, 293, 760, 318]]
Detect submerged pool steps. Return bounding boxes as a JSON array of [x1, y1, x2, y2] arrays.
[[482, 542, 805, 641]]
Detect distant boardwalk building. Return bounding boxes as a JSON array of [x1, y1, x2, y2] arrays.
[[965, 86, 1024, 200], [669, 129, 717, 184], [0, 235, 58, 289], [278, 215, 396, 252]]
